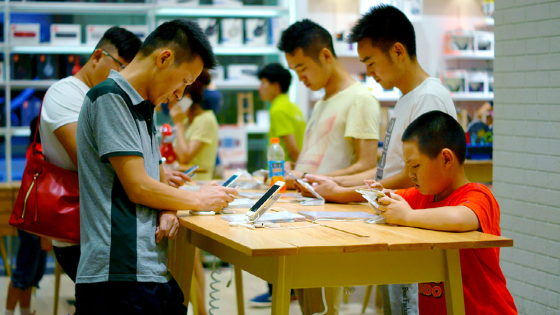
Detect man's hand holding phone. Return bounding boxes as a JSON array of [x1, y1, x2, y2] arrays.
[[195, 181, 238, 212]]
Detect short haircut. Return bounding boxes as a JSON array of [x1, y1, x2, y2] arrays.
[[348, 4, 417, 58], [140, 19, 217, 69], [258, 63, 292, 93], [402, 111, 466, 165], [184, 69, 211, 105], [95, 26, 142, 63], [278, 19, 337, 60]]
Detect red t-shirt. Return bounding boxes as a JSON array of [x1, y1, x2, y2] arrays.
[[396, 183, 517, 315]]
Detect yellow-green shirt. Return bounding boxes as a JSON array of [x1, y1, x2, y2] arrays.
[[268, 94, 306, 162], [184, 110, 219, 180]]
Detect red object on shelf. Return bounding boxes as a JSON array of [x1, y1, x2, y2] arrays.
[[466, 132, 471, 144], [71, 55, 81, 75], [160, 123, 177, 164]]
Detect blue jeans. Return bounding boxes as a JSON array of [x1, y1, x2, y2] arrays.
[[11, 229, 47, 291]]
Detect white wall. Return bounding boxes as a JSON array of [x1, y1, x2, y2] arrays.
[[493, 1, 560, 314]]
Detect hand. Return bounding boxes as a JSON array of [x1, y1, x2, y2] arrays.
[[364, 180, 383, 190], [169, 102, 187, 126], [285, 162, 296, 172], [306, 174, 338, 185], [156, 210, 179, 243], [377, 193, 413, 225], [195, 181, 238, 211], [164, 169, 191, 188], [300, 174, 346, 203], [40, 237, 53, 252]]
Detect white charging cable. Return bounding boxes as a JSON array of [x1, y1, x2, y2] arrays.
[[312, 287, 328, 315]]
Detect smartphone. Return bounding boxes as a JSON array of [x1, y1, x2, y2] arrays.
[[286, 172, 302, 180], [184, 165, 199, 177], [222, 171, 243, 187], [295, 179, 324, 200], [246, 181, 285, 222]]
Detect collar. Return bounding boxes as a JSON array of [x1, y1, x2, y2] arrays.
[[109, 70, 147, 106], [271, 93, 290, 107]]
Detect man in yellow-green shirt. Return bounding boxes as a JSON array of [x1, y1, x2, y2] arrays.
[[258, 63, 306, 164]]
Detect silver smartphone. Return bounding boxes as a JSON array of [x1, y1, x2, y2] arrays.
[[222, 171, 243, 187], [246, 181, 285, 222]]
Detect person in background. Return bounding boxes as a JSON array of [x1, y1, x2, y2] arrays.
[[5, 117, 49, 315], [258, 63, 306, 164], [375, 111, 517, 315], [201, 76, 225, 179], [278, 19, 381, 315], [170, 69, 219, 181], [38, 27, 142, 313]]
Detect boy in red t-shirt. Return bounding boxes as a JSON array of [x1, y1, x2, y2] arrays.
[[370, 111, 517, 315]]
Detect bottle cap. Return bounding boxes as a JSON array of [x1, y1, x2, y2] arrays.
[[270, 138, 280, 144]]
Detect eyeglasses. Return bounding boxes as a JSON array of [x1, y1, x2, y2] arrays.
[[102, 50, 126, 70]]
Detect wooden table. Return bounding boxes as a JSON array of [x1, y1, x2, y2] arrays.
[[168, 200, 512, 315]]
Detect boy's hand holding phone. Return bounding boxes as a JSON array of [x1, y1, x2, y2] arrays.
[[378, 193, 413, 225], [164, 169, 192, 188]]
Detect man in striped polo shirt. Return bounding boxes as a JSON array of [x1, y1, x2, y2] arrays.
[[75, 19, 237, 314]]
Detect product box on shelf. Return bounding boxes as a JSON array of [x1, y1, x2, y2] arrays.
[[245, 19, 268, 47], [51, 24, 81, 46], [268, 17, 285, 46], [121, 25, 149, 42], [467, 71, 488, 94], [209, 65, 225, 82], [227, 64, 259, 81], [440, 70, 467, 94], [86, 25, 113, 46], [36, 54, 59, 80], [446, 30, 474, 53], [0, 62, 4, 83], [198, 19, 219, 46], [212, 0, 242, 5], [474, 31, 494, 52], [12, 54, 33, 80], [63, 55, 85, 77], [10, 24, 40, 45], [488, 72, 494, 93], [220, 19, 243, 47]]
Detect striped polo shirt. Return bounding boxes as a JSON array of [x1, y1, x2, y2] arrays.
[[76, 70, 169, 284]]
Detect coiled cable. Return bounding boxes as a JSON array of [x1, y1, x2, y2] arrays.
[[208, 256, 222, 315]]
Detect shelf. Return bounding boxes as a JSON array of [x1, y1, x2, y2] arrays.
[[444, 51, 494, 60], [0, 127, 31, 137], [451, 92, 494, 102], [10, 45, 279, 56], [214, 80, 260, 90], [155, 5, 288, 17], [214, 46, 279, 55], [9, 80, 57, 90], [11, 45, 96, 55], [9, 2, 149, 15]]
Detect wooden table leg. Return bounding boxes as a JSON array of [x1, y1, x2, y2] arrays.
[[234, 266, 245, 315], [271, 256, 293, 315], [0, 238, 11, 277], [444, 249, 465, 315], [170, 228, 197, 309]]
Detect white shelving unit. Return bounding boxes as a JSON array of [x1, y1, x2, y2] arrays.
[[1, 0, 297, 182], [444, 51, 494, 60]]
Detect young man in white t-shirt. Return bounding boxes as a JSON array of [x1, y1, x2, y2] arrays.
[[277, 19, 381, 315], [280, 19, 380, 181], [303, 5, 457, 315]]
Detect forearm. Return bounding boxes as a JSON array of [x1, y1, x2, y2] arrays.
[[322, 160, 376, 177], [395, 207, 479, 232], [130, 175, 203, 211], [334, 168, 377, 187]]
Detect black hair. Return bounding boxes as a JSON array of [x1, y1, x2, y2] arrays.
[[348, 4, 417, 58], [258, 63, 292, 93], [95, 26, 142, 63], [140, 19, 217, 69], [402, 111, 466, 165], [277, 19, 337, 60]]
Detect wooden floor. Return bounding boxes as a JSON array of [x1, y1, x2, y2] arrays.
[[0, 268, 382, 315]]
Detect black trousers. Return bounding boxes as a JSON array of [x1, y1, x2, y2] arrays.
[[76, 278, 187, 315]]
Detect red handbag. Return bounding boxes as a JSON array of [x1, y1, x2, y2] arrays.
[[9, 106, 80, 244]]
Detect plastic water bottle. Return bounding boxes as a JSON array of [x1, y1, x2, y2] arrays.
[[267, 138, 286, 193], [160, 123, 178, 169]]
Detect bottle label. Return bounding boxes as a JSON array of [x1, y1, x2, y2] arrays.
[[268, 160, 284, 182]]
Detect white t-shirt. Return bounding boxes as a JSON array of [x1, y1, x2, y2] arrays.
[[375, 77, 457, 181], [39, 76, 89, 247], [295, 82, 380, 174]]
